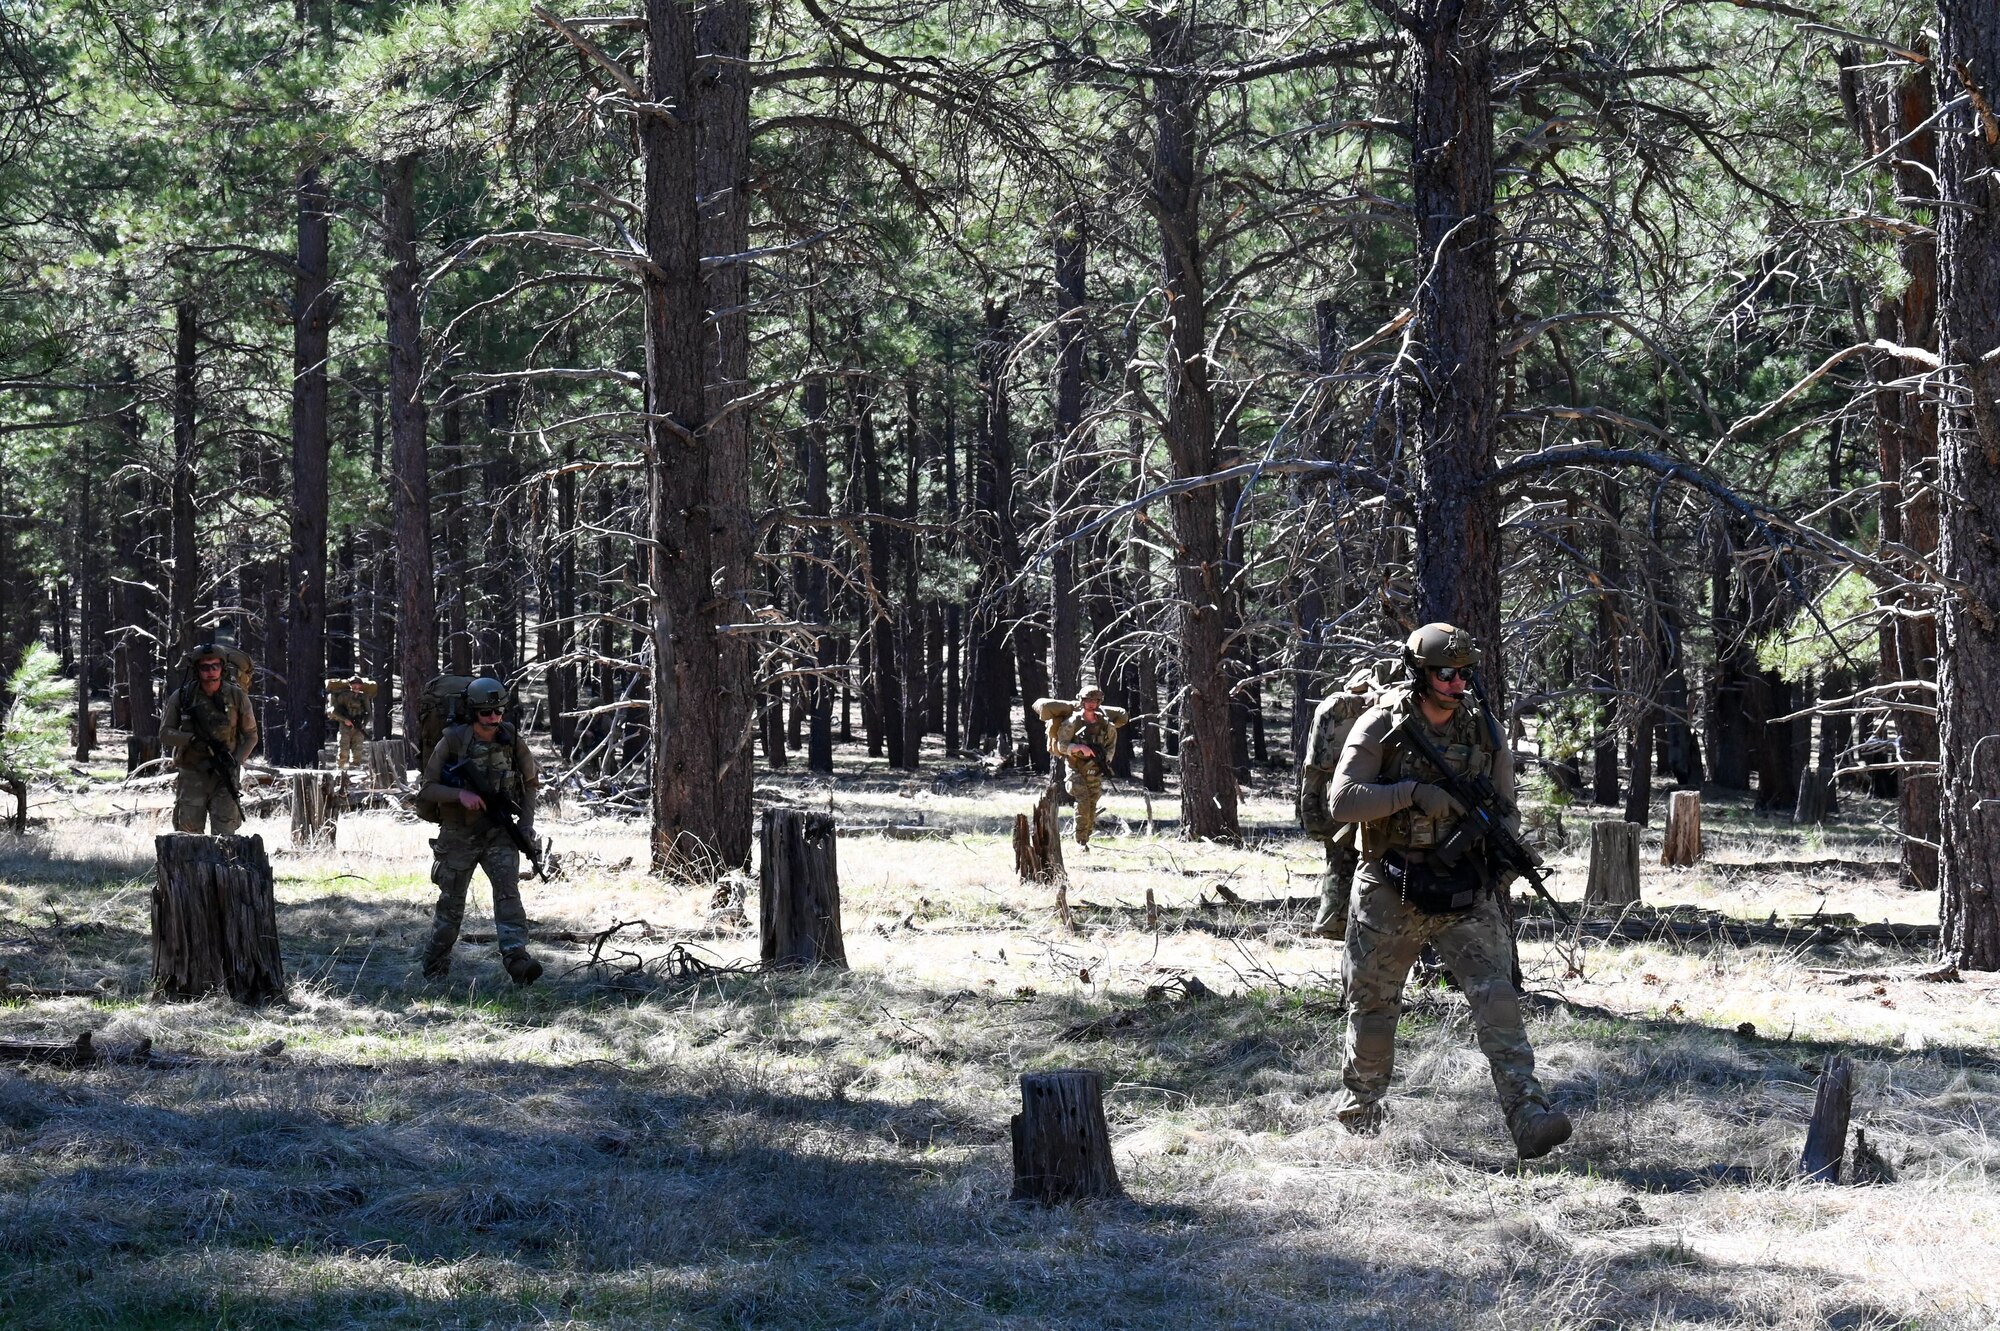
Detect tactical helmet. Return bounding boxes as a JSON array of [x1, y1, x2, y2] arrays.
[[1403, 623, 1480, 676], [466, 677, 508, 711], [1080, 684, 1105, 702], [189, 642, 225, 667]]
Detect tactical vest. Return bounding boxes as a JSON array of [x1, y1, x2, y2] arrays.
[[330, 686, 369, 724], [176, 683, 251, 772], [1360, 688, 1498, 859], [431, 724, 529, 824], [1057, 713, 1119, 766]]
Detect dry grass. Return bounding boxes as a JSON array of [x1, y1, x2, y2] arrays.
[[0, 766, 1993, 1330]]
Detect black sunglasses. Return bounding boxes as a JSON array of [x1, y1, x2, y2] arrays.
[[475, 707, 504, 719], [1430, 666, 1471, 683]]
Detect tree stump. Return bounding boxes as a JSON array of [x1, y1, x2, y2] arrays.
[[1010, 1069, 1124, 1204], [1013, 777, 1065, 884], [759, 810, 847, 969], [151, 834, 286, 1004], [1661, 790, 1703, 867], [289, 771, 339, 846], [1799, 1052, 1854, 1183], [1584, 820, 1643, 905], [363, 739, 404, 790], [1792, 772, 1832, 826]]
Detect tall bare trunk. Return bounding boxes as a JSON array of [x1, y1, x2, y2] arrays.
[[1050, 210, 1088, 698], [1407, 0, 1502, 692], [644, 0, 721, 873], [277, 160, 332, 765], [1933, 0, 2000, 968], [169, 298, 200, 668], [1144, 13, 1238, 842], [700, 0, 754, 865], [384, 154, 436, 748]]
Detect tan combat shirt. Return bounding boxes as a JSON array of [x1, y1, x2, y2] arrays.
[[1328, 697, 1517, 855]]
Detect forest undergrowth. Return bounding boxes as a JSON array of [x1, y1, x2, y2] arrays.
[[0, 762, 1994, 1331]]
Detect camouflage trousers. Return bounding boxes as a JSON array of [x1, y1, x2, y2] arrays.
[[426, 823, 530, 959], [336, 721, 366, 768], [1333, 867, 1547, 1126], [1067, 762, 1103, 844], [172, 767, 243, 836], [1312, 837, 1360, 938]]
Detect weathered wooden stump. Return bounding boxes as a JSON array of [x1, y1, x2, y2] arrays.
[[1011, 1069, 1124, 1204], [363, 739, 404, 790], [759, 810, 847, 969], [1013, 778, 1065, 884], [1662, 790, 1702, 867], [1792, 772, 1832, 826], [289, 771, 340, 846], [1799, 1052, 1854, 1183], [1584, 820, 1643, 906], [152, 834, 286, 1004]]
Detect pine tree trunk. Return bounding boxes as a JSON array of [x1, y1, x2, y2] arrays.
[[1050, 210, 1088, 699], [151, 834, 286, 1004], [759, 810, 846, 969], [1010, 1069, 1124, 1204], [168, 299, 200, 664], [1143, 18, 1238, 843], [1933, 0, 2000, 969], [1406, 0, 1503, 699], [644, 0, 721, 875], [701, 0, 755, 868], [276, 159, 332, 768], [384, 154, 436, 752]]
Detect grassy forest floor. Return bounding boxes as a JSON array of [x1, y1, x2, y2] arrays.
[[0, 746, 1995, 1330]]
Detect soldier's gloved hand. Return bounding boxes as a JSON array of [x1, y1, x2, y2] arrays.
[[1409, 783, 1465, 819]]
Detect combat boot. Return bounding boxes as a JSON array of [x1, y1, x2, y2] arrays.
[[420, 942, 452, 981], [502, 948, 544, 987], [1333, 1095, 1385, 1136], [1509, 1104, 1573, 1160]]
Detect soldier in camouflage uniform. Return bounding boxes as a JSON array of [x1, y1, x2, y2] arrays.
[[1298, 662, 1396, 938], [158, 643, 258, 835], [1327, 624, 1571, 1159], [1033, 686, 1130, 848], [415, 677, 543, 985], [326, 673, 375, 771]]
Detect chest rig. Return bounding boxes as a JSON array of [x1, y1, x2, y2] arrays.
[[1059, 714, 1117, 763], [1361, 687, 1497, 859]]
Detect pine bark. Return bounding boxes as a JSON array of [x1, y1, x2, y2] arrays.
[[1407, 0, 1503, 694], [383, 154, 436, 753], [1143, 16, 1238, 842], [644, 0, 721, 874], [1050, 211, 1088, 699], [169, 299, 200, 664], [276, 160, 333, 767], [1933, 0, 2000, 969], [700, 0, 755, 867]]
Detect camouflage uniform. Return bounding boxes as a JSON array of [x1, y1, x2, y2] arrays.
[[417, 721, 539, 980], [327, 677, 375, 770], [1298, 665, 1391, 937], [1035, 694, 1129, 847], [1328, 658, 1563, 1154], [159, 673, 258, 835]]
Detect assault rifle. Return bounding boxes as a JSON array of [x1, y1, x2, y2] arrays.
[[441, 753, 550, 880], [195, 725, 244, 816], [1394, 715, 1572, 926]]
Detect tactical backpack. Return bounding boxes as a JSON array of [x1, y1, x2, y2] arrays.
[[416, 675, 476, 767], [1297, 661, 1397, 835]]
